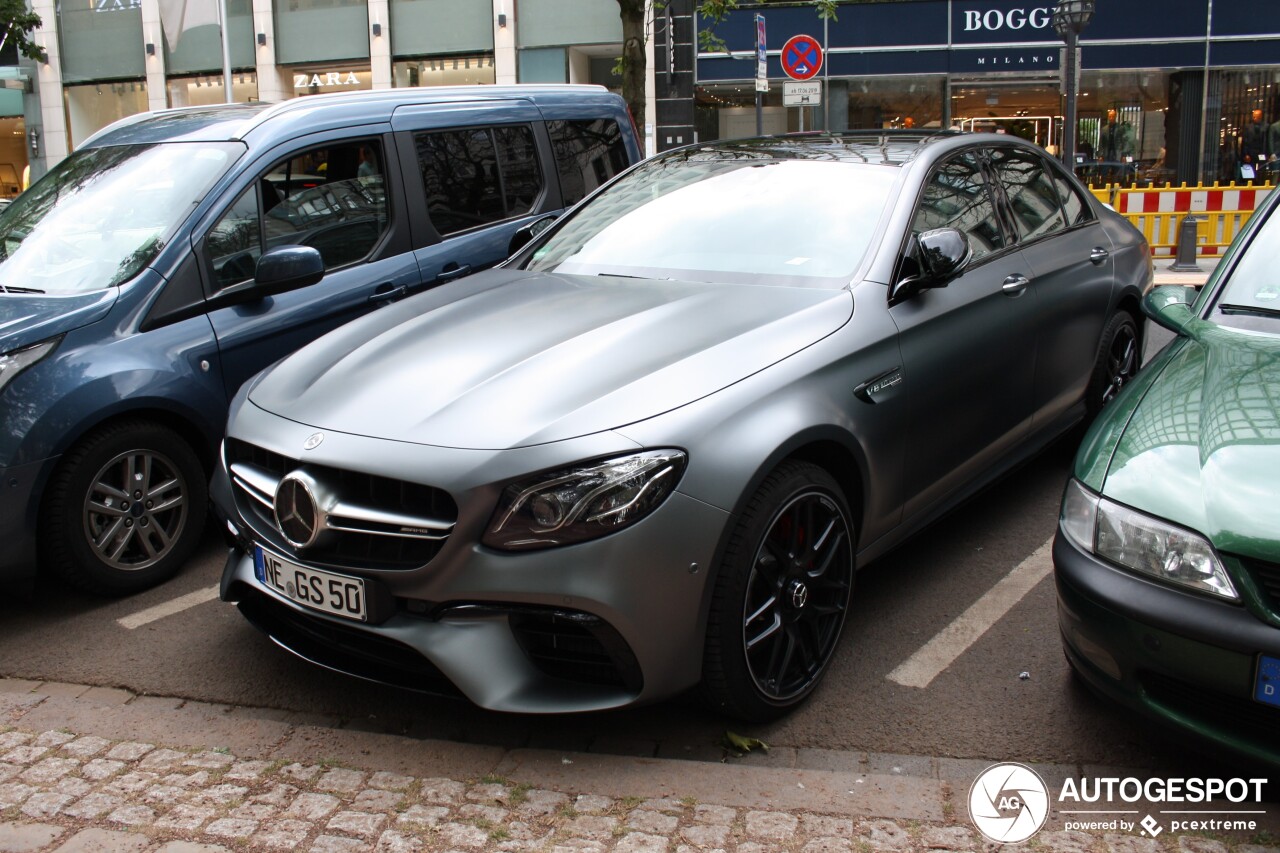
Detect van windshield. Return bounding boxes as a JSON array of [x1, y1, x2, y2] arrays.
[[0, 141, 243, 295]]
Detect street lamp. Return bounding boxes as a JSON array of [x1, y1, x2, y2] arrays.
[[1053, 0, 1095, 170]]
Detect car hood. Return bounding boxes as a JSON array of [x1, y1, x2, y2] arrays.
[[1103, 326, 1280, 560], [0, 289, 118, 353], [249, 269, 853, 450]]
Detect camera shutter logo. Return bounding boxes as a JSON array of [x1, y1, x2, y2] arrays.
[[969, 763, 1050, 844]]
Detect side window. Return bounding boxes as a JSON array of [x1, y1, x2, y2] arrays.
[[1046, 162, 1092, 227], [546, 118, 629, 207], [207, 185, 263, 291], [262, 141, 389, 270], [206, 140, 389, 291], [912, 152, 1005, 262], [989, 147, 1066, 242], [414, 125, 544, 237]]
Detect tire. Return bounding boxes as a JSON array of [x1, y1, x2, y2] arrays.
[[41, 420, 207, 596], [702, 460, 856, 721], [1086, 312, 1140, 417]]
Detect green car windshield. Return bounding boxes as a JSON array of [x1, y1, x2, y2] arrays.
[[524, 154, 897, 288], [0, 141, 243, 295], [1213, 201, 1280, 334]]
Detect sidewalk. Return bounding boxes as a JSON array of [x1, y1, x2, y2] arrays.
[[1151, 255, 1219, 287], [1, 679, 1276, 853]]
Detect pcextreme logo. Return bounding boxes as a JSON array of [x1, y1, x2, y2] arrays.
[[970, 765, 1270, 844]]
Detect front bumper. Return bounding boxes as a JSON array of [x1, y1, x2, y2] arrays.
[[0, 456, 56, 583], [214, 409, 730, 714], [1053, 528, 1280, 770]]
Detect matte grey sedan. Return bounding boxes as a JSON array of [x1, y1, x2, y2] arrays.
[[214, 131, 1150, 720]]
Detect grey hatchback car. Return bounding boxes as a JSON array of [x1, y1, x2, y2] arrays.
[[215, 131, 1151, 720]]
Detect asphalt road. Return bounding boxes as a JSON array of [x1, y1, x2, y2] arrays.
[[0, 451, 1200, 772], [0, 323, 1214, 773]]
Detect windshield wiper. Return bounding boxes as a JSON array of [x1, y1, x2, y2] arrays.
[[0, 285, 46, 294], [1219, 303, 1280, 319]]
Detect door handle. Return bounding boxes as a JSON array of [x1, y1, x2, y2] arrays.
[[436, 264, 473, 284], [1001, 274, 1030, 295], [1090, 247, 1110, 265], [368, 283, 407, 303]]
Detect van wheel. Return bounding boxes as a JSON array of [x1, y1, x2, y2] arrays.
[[42, 421, 206, 596], [1086, 312, 1140, 416], [702, 461, 855, 722]]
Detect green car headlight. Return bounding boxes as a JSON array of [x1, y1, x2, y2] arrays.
[[1061, 479, 1238, 601], [484, 450, 686, 551], [0, 337, 59, 396]]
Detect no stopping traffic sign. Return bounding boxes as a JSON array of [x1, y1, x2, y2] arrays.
[[781, 35, 823, 81]]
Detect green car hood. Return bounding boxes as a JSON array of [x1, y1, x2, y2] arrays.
[[1101, 326, 1280, 561]]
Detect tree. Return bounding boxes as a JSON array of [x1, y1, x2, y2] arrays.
[[615, 0, 839, 131], [0, 0, 46, 64]]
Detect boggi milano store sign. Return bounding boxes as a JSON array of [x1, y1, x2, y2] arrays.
[[691, 0, 1280, 185]]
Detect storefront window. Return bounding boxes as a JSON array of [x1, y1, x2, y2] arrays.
[[393, 55, 495, 88], [58, 0, 144, 83], [1209, 68, 1280, 185], [274, 0, 370, 65], [64, 81, 148, 149], [167, 74, 260, 108]]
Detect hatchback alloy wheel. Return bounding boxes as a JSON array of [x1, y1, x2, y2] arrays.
[[83, 449, 189, 571], [1101, 320, 1139, 406]]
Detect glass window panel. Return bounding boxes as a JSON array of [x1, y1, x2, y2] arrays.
[[546, 119, 628, 207], [494, 126, 542, 218], [260, 140, 389, 270], [415, 129, 504, 235], [913, 152, 1005, 261], [988, 147, 1066, 242], [207, 185, 263, 290]]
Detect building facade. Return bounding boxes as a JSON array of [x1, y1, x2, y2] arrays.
[[12, 0, 654, 185], [657, 0, 1280, 186]]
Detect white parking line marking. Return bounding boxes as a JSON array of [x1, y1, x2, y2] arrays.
[[886, 537, 1054, 689], [117, 586, 220, 630]]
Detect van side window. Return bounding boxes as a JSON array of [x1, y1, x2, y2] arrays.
[[206, 140, 390, 292], [207, 185, 263, 291], [546, 119, 628, 206], [414, 125, 544, 236]]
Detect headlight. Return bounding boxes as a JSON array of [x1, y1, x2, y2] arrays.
[[1061, 478, 1237, 600], [483, 449, 687, 551], [0, 337, 59, 395]]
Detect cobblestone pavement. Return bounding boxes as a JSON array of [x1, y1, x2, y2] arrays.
[[0, 721, 1273, 853]]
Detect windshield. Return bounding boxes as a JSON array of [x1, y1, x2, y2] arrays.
[[1211, 200, 1280, 335], [0, 142, 243, 295], [524, 154, 897, 288]]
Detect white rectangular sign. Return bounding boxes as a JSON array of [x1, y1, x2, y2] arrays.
[[783, 81, 822, 106]]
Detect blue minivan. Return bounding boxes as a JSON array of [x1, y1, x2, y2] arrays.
[[0, 85, 641, 594]]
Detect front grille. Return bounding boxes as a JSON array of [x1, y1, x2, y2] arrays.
[[237, 589, 459, 697], [1237, 556, 1280, 616], [508, 609, 643, 693], [227, 439, 457, 572], [1140, 670, 1277, 744]]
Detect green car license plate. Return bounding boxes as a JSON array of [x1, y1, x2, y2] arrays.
[[253, 545, 367, 623], [1255, 655, 1280, 709]]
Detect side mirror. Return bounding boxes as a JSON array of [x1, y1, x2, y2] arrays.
[[508, 214, 558, 257], [1142, 285, 1199, 335], [891, 228, 971, 303], [255, 245, 325, 295], [916, 228, 971, 283]]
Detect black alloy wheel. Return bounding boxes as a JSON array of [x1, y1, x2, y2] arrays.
[[1087, 312, 1140, 416], [703, 461, 855, 721]]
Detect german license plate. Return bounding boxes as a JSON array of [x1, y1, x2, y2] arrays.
[[253, 545, 367, 622], [1255, 654, 1280, 709]]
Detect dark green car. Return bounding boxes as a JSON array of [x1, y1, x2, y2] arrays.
[[1054, 191, 1280, 770]]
